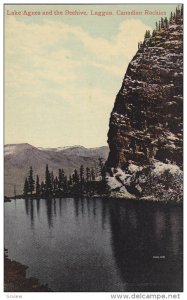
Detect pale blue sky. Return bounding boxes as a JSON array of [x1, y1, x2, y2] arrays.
[[5, 4, 177, 147]]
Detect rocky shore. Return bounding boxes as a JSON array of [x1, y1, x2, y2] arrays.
[[4, 249, 52, 292]]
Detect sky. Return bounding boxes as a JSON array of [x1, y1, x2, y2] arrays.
[[4, 4, 177, 148]]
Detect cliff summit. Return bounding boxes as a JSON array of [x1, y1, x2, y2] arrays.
[[106, 7, 183, 202]]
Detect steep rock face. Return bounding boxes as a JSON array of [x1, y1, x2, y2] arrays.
[[106, 14, 183, 201]]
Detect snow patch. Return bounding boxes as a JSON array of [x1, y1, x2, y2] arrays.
[[4, 145, 17, 156], [38, 145, 85, 152], [153, 161, 181, 176], [105, 174, 122, 190], [110, 191, 136, 200], [128, 163, 142, 173], [166, 131, 178, 141]]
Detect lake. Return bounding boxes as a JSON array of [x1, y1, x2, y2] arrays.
[[4, 197, 183, 292]]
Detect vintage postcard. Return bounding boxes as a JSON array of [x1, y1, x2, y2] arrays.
[[4, 3, 183, 296]]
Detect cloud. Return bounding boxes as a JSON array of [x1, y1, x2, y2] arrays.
[[5, 15, 152, 147], [5, 17, 151, 97]]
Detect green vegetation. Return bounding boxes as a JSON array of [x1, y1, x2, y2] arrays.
[[138, 5, 183, 48]]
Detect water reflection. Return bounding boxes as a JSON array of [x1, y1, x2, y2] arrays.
[[24, 199, 29, 216], [30, 200, 34, 228], [80, 198, 84, 215], [101, 200, 107, 230], [155, 209, 165, 240], [24, 199, 35, 228], [92, 198, 97, 217], [20, 197, 182, 292], [45, 199, 53, 228], [36, 199, 40, 216], [59, 198, 62, 216], [53, 199, 57, 217], [73, 198, 79, 217], [109, 201, 183, 292]]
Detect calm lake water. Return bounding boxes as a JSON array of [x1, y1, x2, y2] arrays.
[[5, 198, 183, 292]]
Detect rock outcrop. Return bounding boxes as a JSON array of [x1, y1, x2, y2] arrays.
[[106, 8, 183, 202]]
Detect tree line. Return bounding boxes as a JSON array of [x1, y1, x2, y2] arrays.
[[23, 158, 107, 198], [138, 5, 183, 49]]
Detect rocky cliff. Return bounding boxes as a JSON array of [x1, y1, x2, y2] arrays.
[[106, 8, 183, 202]]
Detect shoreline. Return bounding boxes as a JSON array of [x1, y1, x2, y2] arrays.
[[4, 249, 52, 292], [5, 194, 183, 206]]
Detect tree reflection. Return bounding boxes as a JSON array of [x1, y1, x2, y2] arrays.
[[8, 197, 183, 292], [59, 198, 62, 216], [24, 199, 29, 216], [73, 198, 79, 217], [45, 199, 53, 228], [36, 199, 40, 216], [24, 198, 35, 228], [30, 199, 34, 228], [109, 200, 183, 292]]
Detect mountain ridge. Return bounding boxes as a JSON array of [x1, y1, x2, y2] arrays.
[[4, 143, 109, 197]]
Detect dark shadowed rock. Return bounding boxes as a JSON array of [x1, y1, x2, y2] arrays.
[[106, 10, 183, 202]]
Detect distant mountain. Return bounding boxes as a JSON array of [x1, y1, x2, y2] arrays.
[[4, 143, 109, 197]]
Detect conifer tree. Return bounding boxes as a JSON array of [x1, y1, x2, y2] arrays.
[[53, 176, 58, 192], [58, 168, 65, 189], [161, 17, 164, 29], [58, 169, 62, 189], [23, 178, 29, 196], [69, 175, 73, 186], [98, 158, 106, 182], [80, 165, 84, 183], [63, 176, 68, 191], [28, 166, 35, 195], [61, 168, 65, 182], [73, 169, 79, 184], [156, 21, 158, 31], [91, 168, 96, 181], [45, 164, 52, 193], [36, 175, 40, 195], [144, 30, 150, 38], [152, 30, 156, 37], [86, 167, 91, 182], [176, 6, 179, 18], [181, 5, 183, 16], [40, 181, 45, 194], [50, 171, 54, 190], [170, 11, 173, 21], [164, 17, 169, 29]]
